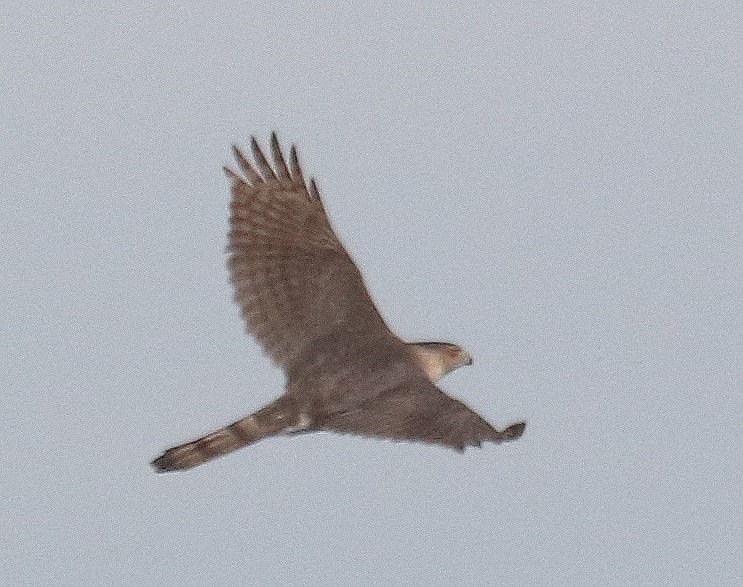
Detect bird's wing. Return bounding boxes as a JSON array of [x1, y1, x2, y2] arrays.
[[317, 377, 526, 450], [224, 133, 393, 372]]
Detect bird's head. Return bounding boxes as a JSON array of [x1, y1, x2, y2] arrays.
[[408, 342, 472, 383]]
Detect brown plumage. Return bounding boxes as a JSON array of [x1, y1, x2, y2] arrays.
[[151, 134, 525, 472]]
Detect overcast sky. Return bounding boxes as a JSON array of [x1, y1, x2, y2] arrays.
[[2, 2, 741, 585]]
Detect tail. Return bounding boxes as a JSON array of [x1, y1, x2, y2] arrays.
[[151, 399, 303, 473]]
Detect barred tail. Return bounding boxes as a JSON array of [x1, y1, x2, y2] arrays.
[[151, 399, 302, 472]]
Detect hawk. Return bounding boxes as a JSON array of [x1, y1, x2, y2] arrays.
[[151, 134, 525, 472]]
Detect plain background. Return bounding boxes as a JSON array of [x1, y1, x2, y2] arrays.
[[2, 3, 741, 585]]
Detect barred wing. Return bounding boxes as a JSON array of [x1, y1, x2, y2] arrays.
[[318, 378, 526, 450], [225, 134, 392, 373]]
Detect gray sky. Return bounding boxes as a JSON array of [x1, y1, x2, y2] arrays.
[[3, 3, 741, 585]]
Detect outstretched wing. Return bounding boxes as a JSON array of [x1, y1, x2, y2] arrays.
[[224, 134, 393, 373], [318, 377, 526, 450]]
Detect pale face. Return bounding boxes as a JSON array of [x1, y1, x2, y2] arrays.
[[409, 342, 472, 382]]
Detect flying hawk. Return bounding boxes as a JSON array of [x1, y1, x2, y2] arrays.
[[151, 134, 525, 472]]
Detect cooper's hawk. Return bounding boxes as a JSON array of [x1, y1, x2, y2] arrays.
[[151, 134, 525, 472]]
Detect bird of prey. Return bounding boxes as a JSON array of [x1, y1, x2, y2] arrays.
[[151, 134, 525, 472]]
